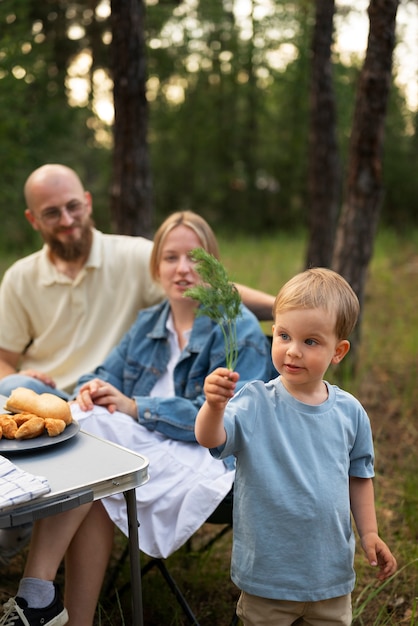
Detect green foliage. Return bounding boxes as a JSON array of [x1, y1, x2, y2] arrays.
[[0, 0, 112, 251], [403, 474, 418, 540], [184, 248, 242, 371], [150, 1, 314, 233]]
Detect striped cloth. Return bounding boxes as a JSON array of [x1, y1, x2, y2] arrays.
[[0, 455, 50, 511]]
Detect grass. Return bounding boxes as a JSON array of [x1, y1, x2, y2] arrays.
[[1, 228, 418, 624]]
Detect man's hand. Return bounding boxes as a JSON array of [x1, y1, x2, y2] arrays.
[[19, 369, 57, 388]]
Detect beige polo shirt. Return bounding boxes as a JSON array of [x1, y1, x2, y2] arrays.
[[0, 229, 164, 393]]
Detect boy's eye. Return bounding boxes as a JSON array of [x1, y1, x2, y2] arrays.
[[279, 332, 289, 341], [305, 338, 317, 346]]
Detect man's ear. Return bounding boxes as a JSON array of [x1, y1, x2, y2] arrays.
[[24, 209, 39, 231], [331, 339, 350, 364], [84, 191, 93, 215]]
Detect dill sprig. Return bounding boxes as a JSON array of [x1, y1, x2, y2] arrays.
[[184, 247, 242, 371]]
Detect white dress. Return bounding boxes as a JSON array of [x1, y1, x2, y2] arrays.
[[71, 317, 234, 559]]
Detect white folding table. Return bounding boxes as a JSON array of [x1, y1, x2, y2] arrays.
[[0, 427, 149, 626]]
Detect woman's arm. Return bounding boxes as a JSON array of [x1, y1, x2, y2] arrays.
[[234, 283, 274, 321], [350, 476, 397, 580]]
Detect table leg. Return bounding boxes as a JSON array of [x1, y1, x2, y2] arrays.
[[125, 488, 144, 626]]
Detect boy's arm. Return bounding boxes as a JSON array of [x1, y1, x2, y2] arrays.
[[350, 476, 397, 580], [195, 367, 239, 449], [0, 348, 20, 377]]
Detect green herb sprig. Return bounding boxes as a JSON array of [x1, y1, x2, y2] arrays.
[[184, 247, 242, 371]]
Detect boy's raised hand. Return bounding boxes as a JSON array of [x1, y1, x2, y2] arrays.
[[204, 367, 240, 410], [196, 367, 240, 448]]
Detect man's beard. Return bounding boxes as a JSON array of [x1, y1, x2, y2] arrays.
[[45, 218, 94, 262]]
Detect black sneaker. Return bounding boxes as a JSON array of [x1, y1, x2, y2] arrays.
[[0, 585, 68, 626]]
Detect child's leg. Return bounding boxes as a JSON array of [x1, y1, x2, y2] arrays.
[[303, 594, 352, 626], [236, 592, 351, 626], [236, 592, 302, 625]]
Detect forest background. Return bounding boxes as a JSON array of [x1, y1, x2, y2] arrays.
[[1, 0, 417, 249]]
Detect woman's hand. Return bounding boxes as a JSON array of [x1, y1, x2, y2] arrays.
[[76, 378, 137, 417]]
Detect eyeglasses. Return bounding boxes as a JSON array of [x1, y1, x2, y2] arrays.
[[38, 200, 86, 226]]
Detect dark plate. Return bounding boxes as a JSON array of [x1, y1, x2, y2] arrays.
[[0, 420, 80, 454]]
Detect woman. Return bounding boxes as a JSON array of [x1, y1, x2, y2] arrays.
[[1, 211, 272, 626]]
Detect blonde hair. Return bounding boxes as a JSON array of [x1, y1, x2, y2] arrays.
[[273, 268, 360, 339], [150, 211, 219, 281]]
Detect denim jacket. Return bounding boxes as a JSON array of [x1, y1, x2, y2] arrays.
[[76, 300, 273, 463]]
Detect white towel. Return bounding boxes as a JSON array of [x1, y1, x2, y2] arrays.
[[0, 455, 50, 511]]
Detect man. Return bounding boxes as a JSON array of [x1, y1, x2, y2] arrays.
[[0, 164, 164, 399], [0, 163, 275, 564]]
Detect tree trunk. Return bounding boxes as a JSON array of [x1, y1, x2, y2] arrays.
[[306, 0, 341, 269], [110, 0, 153, 237], [332, 0, 399, 364]]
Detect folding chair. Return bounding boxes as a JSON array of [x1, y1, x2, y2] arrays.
[[105, 488, 237, 625]]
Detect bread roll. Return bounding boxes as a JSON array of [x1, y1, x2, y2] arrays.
[[3, 388, 39, 413], [5, 387, 72, 425]]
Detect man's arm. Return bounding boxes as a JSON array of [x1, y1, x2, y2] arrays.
[[234, 283, 274, 321], [0, 347, 57, 387], [0, 348, 20, 378]]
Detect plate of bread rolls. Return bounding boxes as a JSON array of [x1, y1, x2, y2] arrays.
[[0, 387, 79, 453]]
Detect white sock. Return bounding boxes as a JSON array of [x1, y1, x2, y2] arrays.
[[17, 577, 55, 608]]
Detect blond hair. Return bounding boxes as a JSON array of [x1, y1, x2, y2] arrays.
[[273, 268, 360, 339], [150, 211, 219, 281]]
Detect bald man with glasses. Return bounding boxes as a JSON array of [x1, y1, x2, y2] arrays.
[[0, 164, 164, 400]]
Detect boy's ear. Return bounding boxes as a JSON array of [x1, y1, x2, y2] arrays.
[[331, 339, 350, 364]]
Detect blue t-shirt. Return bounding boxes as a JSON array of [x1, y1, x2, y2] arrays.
[[211, 376, 374, 601]]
